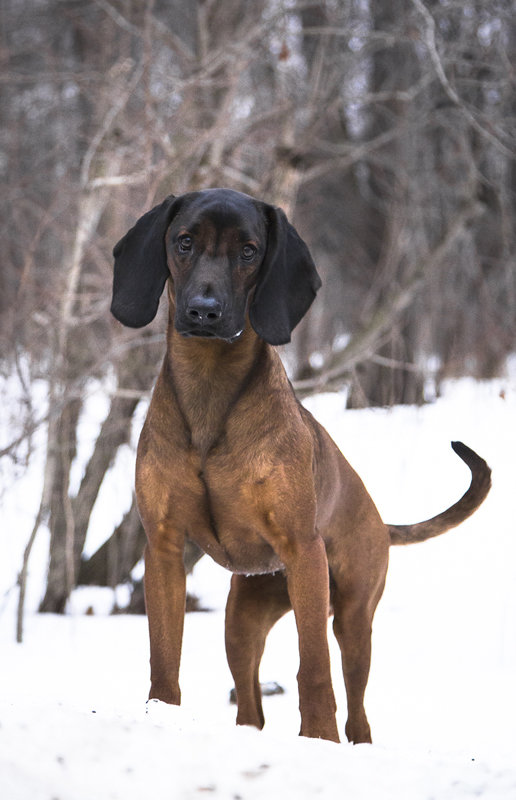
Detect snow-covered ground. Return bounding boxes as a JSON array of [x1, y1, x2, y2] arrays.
[[1, 372, 515, 799]]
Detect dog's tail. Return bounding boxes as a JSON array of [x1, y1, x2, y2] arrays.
[[388, 441, 491, 546]]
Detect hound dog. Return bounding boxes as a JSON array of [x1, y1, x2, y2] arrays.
[[111, 188, 491, 743]]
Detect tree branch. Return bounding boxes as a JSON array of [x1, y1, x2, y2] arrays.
[[293, 202, 484, 396], [411, 0, 516, 158]]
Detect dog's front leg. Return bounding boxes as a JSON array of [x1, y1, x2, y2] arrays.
[[285, 535, 339, 743], [144, 538, 186, 705]]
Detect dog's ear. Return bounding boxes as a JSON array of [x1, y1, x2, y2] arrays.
[[111, 194, 182, 328], [249, 205, 321, 345]]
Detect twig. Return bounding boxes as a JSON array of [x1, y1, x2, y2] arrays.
[[16, 498, 46, 642]]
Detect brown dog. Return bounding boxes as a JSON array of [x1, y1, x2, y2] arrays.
[[111, 188, 491, 743]]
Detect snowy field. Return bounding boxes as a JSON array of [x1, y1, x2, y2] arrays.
[[1, 371, 516, 799]]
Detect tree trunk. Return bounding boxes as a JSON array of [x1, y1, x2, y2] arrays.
[[71, 393, 140, 574], [39, 396, 82, 613], [78, 497, 144, 588]]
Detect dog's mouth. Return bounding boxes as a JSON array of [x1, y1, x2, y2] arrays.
[[177, 326, 244, 344]]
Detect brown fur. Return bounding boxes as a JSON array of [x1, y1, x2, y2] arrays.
[[111, 189, 491, 743]]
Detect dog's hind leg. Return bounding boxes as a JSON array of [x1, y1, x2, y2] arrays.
[[331, 570, 387, 744], [225, 572, 291, 730]]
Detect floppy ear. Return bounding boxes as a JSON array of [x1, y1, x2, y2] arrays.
[[111, 194, 182, 328], [249, 205, 321, 345]]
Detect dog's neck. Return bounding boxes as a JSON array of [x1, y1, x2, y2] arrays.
[[165, 314, 267, 456]]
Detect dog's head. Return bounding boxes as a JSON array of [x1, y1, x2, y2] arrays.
[[111, 188, 321, 346]]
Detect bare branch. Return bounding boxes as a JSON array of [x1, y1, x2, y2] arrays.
[[80, 61, 144, 189], [88, 171, 155, 189], [293, 202, 485, 396], [411, 0, 516, 158]]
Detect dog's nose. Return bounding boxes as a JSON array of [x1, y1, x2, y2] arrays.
[[186, 295, 223, 324]]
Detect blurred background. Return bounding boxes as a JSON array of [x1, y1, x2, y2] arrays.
[[1, 0, 514, 620]]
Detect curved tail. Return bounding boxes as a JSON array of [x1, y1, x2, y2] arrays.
[[388, 441, 491, 546]]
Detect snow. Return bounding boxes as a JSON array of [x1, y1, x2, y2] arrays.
[[1, 374, 516, 799]]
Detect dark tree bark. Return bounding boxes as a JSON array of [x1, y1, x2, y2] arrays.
[[39, 396, 82, 614]]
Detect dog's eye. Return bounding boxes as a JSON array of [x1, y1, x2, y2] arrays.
[[178, 235, 192, 253], [241, 244, 257, 261]]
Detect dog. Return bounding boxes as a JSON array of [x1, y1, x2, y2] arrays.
[[111, 188, 491, 743]]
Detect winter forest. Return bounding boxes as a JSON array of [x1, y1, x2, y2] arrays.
[[1, 0, 515, 626]]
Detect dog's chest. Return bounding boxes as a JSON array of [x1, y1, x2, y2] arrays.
[[144, 355, 308, 574], [185, 448, 286, 574]]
